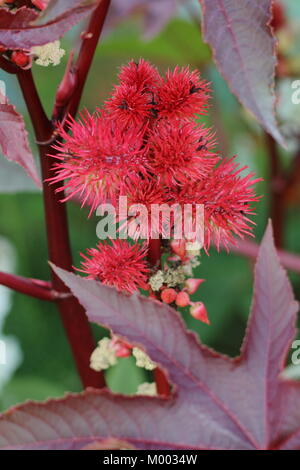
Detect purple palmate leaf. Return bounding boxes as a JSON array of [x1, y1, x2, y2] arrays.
[[0, 222, 299, 449], [200, 0, 285, 147], [104, 0, 176, 40], [0, 92, 41, 187], [0, 1, 98, 49]]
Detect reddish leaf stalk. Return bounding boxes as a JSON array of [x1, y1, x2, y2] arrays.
[[0, 271, 60, 301], [148, 238, 171, 397]]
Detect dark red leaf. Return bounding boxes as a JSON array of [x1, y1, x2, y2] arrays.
[[0, 1, 98, 49], [0, 222, 299, 449], [105, 0, 176, 39], [199, 0, 285, 147], [0, 92, 41, 187]]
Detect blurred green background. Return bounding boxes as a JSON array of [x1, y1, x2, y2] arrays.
[[0, 0, 300, 410]]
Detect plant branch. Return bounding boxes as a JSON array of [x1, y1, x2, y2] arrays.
[[0, 272, 62, 301], [227, 238, 300, 274], [0, 55, 18, 74], [282, 147, 300, 206], [148, 238, 171, 397], [265, 132, 286, 248]]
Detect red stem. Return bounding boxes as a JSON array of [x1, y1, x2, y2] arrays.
[[0, 272, 60, 301], [147, 238, 162, 267], [0, 55, 18, 74], [265, 133, 286, 248], [148, 238, 171, 397]]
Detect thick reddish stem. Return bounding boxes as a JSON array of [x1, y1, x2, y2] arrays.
[[0, 272, 59, 301], [148, 238, 171, 397], [265, 133, 286, 248], [17, 69, 104, 389], [0, 55, 18, 74], [147, 238, 162, 267]]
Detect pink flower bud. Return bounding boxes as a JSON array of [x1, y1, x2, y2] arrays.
[[11, 51, 31, 69], [111, 336, 132, 358], [190, 302, 210, 324], [175, 291, 190, 307], [170, 240, 186, 258], [54, 52, 77, 113], [161, 288, 177, 304], [31, 0, 49, 10], [185, 278, 205, 295]]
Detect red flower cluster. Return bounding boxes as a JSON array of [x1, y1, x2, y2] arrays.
[[51, 59, 259, 249]]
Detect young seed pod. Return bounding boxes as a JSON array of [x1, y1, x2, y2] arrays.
[[31, 0, 48, 10], [185, 278, 205, 295], [170, 240, 186, 259], [175, 291, 190, 307], [190, 301, 210, 324], [11, 51, 31, 69], [161, 288, 177, 304], [111, 336, 132, 358]]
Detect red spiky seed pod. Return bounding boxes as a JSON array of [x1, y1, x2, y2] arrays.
[[77, 240, 149, 294], [50, 111, 147, 213], [147, 121, 217, 187], [157, 66, 210, 119]]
